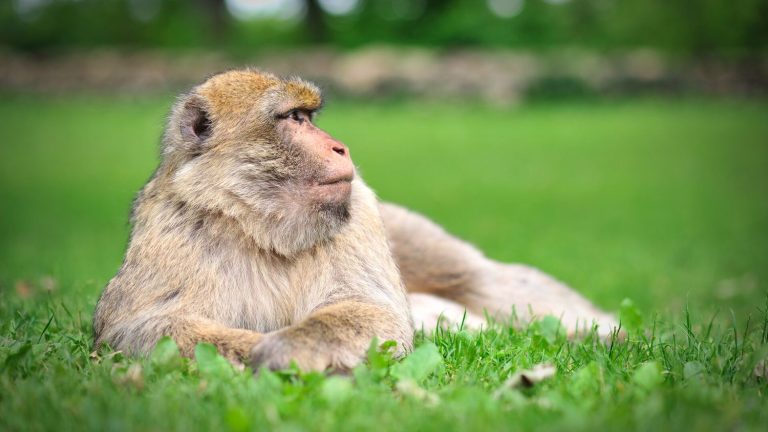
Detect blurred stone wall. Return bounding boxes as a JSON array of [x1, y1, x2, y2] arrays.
[[1, 48, 765, 103]]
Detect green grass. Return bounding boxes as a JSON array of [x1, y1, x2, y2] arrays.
[[1, 96, 767, 431]]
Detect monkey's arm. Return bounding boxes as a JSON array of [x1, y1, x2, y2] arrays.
[[379, 202, 618, 336], [94, 298, 262, 363], [250, 300, 412, 372], [157, 316, 264, 361]]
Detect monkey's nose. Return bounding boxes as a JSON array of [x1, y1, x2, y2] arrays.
[[326, 138, 349, 159], [332, 145, 346, 156]]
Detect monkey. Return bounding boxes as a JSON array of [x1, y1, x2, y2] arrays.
[[93, 68, 617, 372], [93, 69, 413, 371]]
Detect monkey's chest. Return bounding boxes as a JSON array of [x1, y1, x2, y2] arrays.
[[208, 255, 335, 333]]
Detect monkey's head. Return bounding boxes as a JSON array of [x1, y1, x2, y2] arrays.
[[160, 69, 356, 256]]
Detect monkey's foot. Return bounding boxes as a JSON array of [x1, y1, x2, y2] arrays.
[[409, 293, 487, 332]]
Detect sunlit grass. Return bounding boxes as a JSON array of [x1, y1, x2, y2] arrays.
[[1, 96, 767, 431]]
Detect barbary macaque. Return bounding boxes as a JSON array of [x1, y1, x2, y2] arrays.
[[93, 69, 616, 371]]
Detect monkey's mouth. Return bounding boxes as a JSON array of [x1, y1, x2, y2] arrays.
[[317, 174, 354, 186], [313, 175, 353, 203]]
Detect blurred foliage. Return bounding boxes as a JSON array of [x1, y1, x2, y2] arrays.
[[1, 0, 766, 56]]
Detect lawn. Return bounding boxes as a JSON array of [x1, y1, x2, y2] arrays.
[[1, 96, 767, 431]]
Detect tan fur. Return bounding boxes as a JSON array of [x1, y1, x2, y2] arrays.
[[379, 203, 618, 337], [94, 68, 617, 372], [93, 69, 412, 371]]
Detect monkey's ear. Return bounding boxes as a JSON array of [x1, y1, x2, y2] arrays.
[[179, 95, 213, 145]]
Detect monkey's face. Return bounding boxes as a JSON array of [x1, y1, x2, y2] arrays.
[[163, 70, 357, 255], [274, 107, 354, 210]]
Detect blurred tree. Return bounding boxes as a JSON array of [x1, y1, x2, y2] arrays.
[[197, 0, 230, 42], [306, 0, 328, 43], [0, 0, 765, 56]]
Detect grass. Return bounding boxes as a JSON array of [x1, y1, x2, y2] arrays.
[[1, 96, 767, 431]]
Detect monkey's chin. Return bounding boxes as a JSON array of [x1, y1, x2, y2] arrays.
[[312, 181, 352, 205]]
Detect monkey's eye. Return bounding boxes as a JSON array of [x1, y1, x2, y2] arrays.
[[288, 110, 304, 124]]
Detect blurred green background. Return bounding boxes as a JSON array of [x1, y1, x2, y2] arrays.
[[1, 0, 767, 318], [3, 0, 767, 54], [2, 4, 768, 431]]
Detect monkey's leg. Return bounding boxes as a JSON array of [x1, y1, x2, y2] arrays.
[[250, 301, 412, 372], [380, 202, 618, 336], [96, 315, 263, 363]]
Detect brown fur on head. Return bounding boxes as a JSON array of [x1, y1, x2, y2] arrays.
[[158, 69, 353, 256]]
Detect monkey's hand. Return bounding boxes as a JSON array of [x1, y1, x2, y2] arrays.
[[249, 301, 411, 372], [249, 331, 344, 372]]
